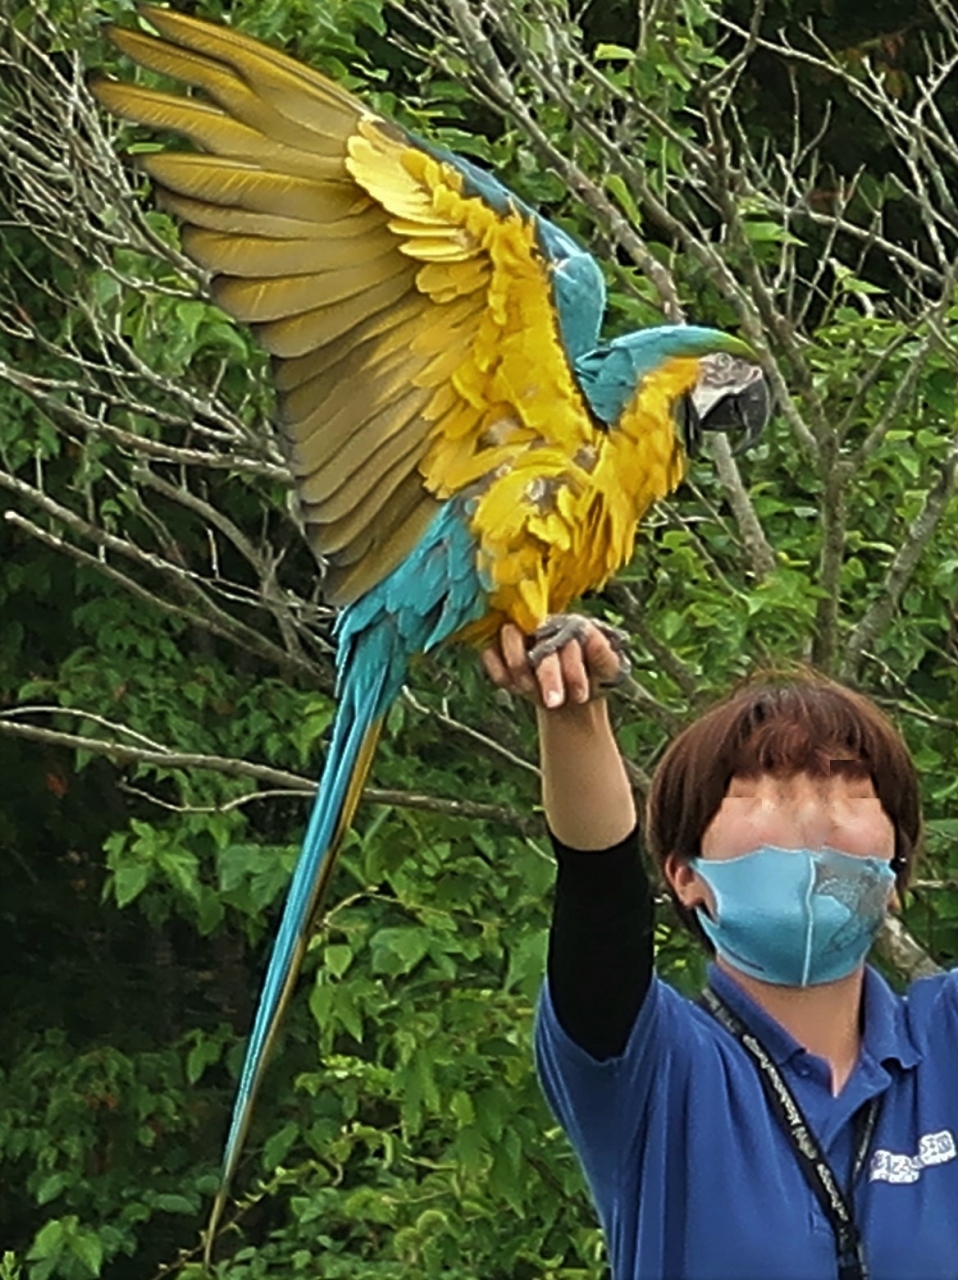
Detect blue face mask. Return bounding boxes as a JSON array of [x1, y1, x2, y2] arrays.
[[689, 846, 895, 987]]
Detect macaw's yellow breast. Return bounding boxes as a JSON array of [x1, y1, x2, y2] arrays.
[[460, 356, 700, 636], [598, 356, 698, 520], [461, 443, 630, 635], [467, 456, 581, 630], [579, 354, 698, 586]]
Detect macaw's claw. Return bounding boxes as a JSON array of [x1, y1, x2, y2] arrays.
[[526, 613, 632, 689]]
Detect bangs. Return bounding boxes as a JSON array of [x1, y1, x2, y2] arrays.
[[726, 685, 884, 779], [645, 670, 922, 907]]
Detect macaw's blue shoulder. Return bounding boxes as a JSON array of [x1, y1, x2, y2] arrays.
[[417, 138, 606, 361], [573, 324, 754, 425], [334, 500, 486, 699]]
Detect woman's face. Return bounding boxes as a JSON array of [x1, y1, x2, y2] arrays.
[[667, 767, 896, 910]]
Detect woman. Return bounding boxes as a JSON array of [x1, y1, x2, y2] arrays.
[[483, 621, 956, 1280]]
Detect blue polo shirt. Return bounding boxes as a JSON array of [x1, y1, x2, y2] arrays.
[[535, 962, 958, 1279]]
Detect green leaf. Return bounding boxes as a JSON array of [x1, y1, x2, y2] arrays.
[[324, 944, 354, 978], [112, 863, 150, 908], [27, 1219, 66, 1262], [370, 926, 429, 975], [605, 173, 642, 228], [34, 1174, 67, 1206], [1, 1252, 23, 1280], [186, 1035, 222, 1085], [449, 1089, 475, 1127], [70, 1231, 102, 1277], [263, 1122, 299, 1171], [594, 42, 634, 61], [153, 1193, 196, 1215], [455, 1125, 486, 1180], [503, 931, 547, 998]]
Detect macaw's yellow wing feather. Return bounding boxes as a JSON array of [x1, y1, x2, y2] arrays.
[[155, 191, 388, 240], [341, 124, 622, 630], [93, 7, 605, 617], [181, 226, 398, 277], [108, 15, 360, 151], [213, 253, 412, 321], [92, 81, 342, 178], [263, 275, 415, 360], [141, 153, 368, 223]]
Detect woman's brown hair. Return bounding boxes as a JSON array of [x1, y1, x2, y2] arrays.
[[645, 671, 922, 935]]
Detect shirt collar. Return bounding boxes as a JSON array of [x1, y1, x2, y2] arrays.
[[705, 962, 922, 1071], [860, 964, 922, 1069]]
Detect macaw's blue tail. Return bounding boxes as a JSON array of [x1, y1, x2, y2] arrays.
[[205, 649, 391, 1257], [204, 501, 487, 1262]]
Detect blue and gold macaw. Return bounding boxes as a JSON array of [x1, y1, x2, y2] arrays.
[[93, 6, 769, 1255]]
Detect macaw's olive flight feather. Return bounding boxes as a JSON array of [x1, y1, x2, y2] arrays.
[[91, 5, 770, 1260]]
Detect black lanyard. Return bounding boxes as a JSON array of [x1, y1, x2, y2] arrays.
[[700, 987, 880, 1280]]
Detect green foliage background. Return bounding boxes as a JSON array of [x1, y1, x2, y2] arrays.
[[1, 0, 957, 1276]]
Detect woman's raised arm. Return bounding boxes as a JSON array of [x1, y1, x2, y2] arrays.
[[481, 621, 636, 848], [483, 623, 651, 1059]]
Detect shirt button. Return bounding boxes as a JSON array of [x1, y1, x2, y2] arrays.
[[795, 1062, 810, 1078]]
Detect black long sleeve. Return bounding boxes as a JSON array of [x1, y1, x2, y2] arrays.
[[546, 826, 654, 1060]]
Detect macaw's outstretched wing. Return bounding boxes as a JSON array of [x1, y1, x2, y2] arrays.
[[93, 6, 608, 612]]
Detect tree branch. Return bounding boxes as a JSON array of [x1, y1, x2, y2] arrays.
[[842, 434, 958, 681], [0, 470, 316, 678], [708, 436, 777, 580], [875, 915, 943, 981], [0, 715, 535, 831]]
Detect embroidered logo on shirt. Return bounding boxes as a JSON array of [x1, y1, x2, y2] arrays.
[[869, 1130, 956, 1184]]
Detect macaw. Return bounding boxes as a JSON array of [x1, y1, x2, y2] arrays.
[[92, 6, 770, 1256]]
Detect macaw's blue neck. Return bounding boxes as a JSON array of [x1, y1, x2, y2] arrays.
[[573, 345, 650, 425]]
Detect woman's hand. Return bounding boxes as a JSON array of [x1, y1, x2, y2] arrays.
[[481, 620, 625, 710]]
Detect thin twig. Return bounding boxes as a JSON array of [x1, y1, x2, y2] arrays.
[[708, 436, 777, 580], [0, 717, 535, 830], [403, 688, 539, 776]]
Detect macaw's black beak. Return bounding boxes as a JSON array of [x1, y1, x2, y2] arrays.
[[681, 361, 771, 457]]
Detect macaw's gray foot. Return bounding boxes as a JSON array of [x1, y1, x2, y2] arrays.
[[527, 613, 632, 689]]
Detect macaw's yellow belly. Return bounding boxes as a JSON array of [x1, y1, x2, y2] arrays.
[[451, 356, 698, 647]]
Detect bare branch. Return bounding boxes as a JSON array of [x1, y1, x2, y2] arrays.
[[708, 436, 777, 580], [402, 688, 540, 777], [875, 916, 943, 981], [0, 715, 534, 831], [604, 583, 699, 701], [0, 472, 315, 677], [415, 0, 687, 318], [842, 434, 958, 681]]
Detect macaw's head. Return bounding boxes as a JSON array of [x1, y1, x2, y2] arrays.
[[573, 324, 770, 456]]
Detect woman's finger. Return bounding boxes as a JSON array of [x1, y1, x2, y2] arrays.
[[559, 639, 590, 704], [500, 624, 537, 696], [481, 645, 508, 687], [582, 626, 625, 686], [535, 650, 566, 707]]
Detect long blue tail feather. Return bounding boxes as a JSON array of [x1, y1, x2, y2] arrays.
[[205, 502, 487, 1260], [206, 659, 391, 1258], [223, 665, 391, 1164]]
